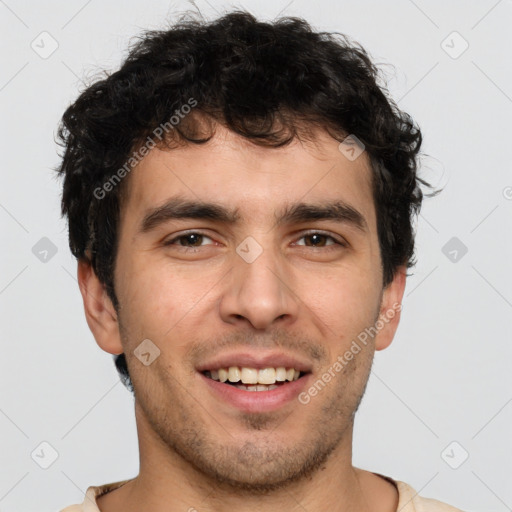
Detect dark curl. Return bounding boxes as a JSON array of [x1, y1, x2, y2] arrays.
[[55, 11, 429, 393]]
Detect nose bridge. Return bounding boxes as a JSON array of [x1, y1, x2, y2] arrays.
[[220, 233, 298, 329]]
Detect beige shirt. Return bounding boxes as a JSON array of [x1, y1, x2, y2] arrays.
[[60, 473, 464, 511]]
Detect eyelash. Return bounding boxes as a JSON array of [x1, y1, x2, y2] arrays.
[[163, 230, 347, 250]]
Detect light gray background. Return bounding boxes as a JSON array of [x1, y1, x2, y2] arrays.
[[1, 1, 511, 511]]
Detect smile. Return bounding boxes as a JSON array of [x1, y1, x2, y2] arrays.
[[200, 365, 312, 413], [203, 366, 304, 391]]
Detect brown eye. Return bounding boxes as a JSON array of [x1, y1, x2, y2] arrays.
[[295, 231, 345, 248], [164, 232, 213, 247], [303, 233, 331, 247]]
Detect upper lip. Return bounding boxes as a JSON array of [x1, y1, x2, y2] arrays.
[[196, 351, 313, 373]]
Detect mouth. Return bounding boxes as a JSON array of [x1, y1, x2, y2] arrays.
[[199, 365, 312, 413], [202, 366, 308, 392]]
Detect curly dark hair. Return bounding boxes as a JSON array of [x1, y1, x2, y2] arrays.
[[55, 10, 428, 393]]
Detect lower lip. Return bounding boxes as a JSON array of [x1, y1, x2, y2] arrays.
[[199, 372, 311, 413]]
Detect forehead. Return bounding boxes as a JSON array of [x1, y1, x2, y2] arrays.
[[121, 125, 376, 232]]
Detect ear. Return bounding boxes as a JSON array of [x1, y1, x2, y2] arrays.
[[374, 266, 407, 351], [77, 259, 123, 355]]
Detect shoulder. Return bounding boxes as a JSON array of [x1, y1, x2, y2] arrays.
[[395, 480, 465, 511], [58, 479, 133, 512]]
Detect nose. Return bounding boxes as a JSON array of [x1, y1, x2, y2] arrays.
[[219, 237, 299, 330]]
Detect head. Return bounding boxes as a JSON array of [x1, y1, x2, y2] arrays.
[[56, 11, 426, 492]]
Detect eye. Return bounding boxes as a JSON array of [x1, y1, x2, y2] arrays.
[[294, 231, 346, 249], [163, 231, 214, 248], [162, 230, 346, 250]]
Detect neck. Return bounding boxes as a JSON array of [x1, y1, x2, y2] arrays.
[[97, 402, 395, 512]]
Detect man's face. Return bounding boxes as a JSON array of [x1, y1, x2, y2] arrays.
[[110, 124, 400, 491]]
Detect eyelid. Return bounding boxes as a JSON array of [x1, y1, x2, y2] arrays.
[[293, 229, 347, 248], [163, 229, 347, 248], [163, 229, 214, 246]]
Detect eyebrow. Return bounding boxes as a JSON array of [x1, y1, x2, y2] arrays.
[[139, 195, 367, 234]]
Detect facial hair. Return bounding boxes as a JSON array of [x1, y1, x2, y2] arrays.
[[124, 319, 378, 495]]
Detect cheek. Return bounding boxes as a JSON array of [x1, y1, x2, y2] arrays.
[[305, 265, 381, 327], [118, 257, 218, 345]]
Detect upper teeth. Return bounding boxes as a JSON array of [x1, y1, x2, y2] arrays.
[[207, 367, 301, 384]]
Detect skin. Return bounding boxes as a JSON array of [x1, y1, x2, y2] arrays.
[[78, 123, 406, 512]]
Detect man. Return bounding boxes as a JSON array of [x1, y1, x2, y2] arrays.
[[56, 10, 463, 512]]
